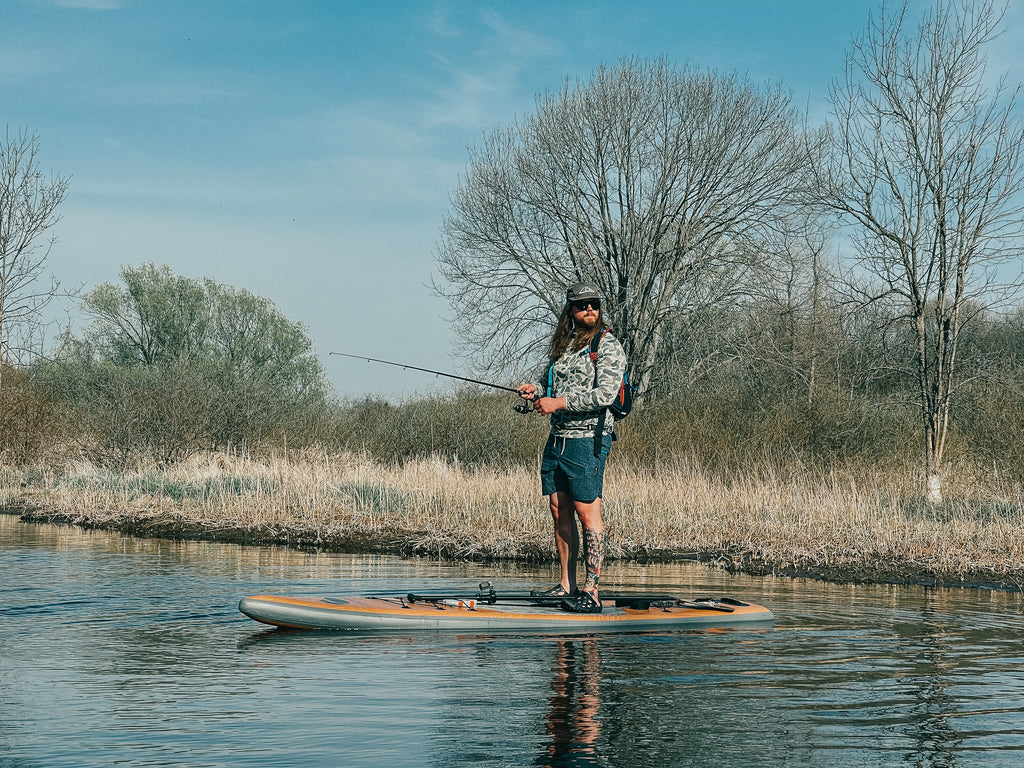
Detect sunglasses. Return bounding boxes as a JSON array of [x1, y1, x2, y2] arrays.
[[571, 300, 600, 312]]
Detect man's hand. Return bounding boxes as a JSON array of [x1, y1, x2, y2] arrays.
[[517, 383, 537, 399], [533, 397, 566, 415], [517, 384, 564, 414]]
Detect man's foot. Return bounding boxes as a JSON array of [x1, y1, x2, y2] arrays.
[[531, 583, 574, 598], [561, 590, 602, 614]]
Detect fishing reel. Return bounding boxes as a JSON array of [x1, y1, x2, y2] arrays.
[[512, 394, 540, 414]]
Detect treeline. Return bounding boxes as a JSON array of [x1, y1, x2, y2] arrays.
[[4, 262, 1024, 477], [1, 264, 330, 466]]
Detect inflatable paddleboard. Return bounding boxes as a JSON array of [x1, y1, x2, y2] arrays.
[[238, 588, 774, 633]]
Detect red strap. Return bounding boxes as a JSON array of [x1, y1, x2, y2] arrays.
[[589, 328, 607, 364]]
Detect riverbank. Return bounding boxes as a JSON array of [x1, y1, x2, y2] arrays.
[[3, 450, 1023, 591]]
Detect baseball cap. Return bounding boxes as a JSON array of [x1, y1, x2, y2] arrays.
[[565, 282, 601, 304]]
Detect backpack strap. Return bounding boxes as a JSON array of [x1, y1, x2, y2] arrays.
[[589, 329, 610, 457], [587, 329, 607, 379]]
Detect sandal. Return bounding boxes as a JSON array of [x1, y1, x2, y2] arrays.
[[561, 590, 602, 614], [530, 584, 573, 598]]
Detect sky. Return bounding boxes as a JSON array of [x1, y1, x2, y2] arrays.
[[4, 0, 1023, 399]]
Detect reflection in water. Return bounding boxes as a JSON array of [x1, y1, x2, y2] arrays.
[[907, 592, 962, 766], [539, 639, 602, 767]]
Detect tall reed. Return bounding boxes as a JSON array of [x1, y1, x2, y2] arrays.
[[5, 449, 1024, 586]]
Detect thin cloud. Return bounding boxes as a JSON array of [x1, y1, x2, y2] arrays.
[[419, 54, 517, 130], [425, 1, 461, 39], [988, 2, 1024, 88], [478, 7, 562, 60], [278, 104, 461, 207], [0, 46, 65, 80], [415, 8, 564, 132], [48, 0, 127, 9]]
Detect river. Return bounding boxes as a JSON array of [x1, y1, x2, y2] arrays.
[[2, 512, 1023, 767]]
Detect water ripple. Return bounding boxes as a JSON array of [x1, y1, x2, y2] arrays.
[[3, 514, 1024, 767]]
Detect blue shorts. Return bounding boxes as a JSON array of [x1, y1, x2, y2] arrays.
[[540, 433, 613, 503]]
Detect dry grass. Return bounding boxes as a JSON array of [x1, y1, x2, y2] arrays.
[[3, 449, 1024, 587]]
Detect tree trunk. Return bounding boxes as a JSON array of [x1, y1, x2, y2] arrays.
[[926, 473, 942, 504]]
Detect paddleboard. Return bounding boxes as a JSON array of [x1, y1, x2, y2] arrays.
[[238, 588, 774, 632]]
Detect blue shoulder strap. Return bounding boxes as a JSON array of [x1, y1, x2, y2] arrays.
[[589, 329, 611, 456]]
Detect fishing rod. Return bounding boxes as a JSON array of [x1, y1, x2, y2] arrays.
[[330, 352, 537, 412]]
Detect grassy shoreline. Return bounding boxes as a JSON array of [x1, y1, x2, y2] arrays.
[[3, 449, 1024, 592]]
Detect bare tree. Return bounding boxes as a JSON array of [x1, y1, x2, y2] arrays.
[[740, 217, 844, 408], [821, 0, 1024, 501], [436, 59, 816, 396], [0, 129, 69, 393]]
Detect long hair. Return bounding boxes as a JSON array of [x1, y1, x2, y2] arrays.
[[548, 304, 607, 360]]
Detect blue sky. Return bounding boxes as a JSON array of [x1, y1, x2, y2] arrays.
[[4, 0, 1022, 398]]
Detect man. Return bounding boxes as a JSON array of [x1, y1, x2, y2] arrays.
[[518, 283, 627, 613]]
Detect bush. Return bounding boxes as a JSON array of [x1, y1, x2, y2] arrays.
[[0, 365, 68, 464], [323, 390, 548, 467], [30, 355, 331, 467]]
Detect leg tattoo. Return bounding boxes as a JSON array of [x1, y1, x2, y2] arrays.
[[581, 527, 604, 594]]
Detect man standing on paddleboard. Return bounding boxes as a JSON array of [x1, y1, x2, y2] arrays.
[[518, 283, 628, 614]]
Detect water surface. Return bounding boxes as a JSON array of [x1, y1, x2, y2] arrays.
[[2, 513, 1023, 767]]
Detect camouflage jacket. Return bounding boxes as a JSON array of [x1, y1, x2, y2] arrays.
[[536, 329, 628, 438]]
